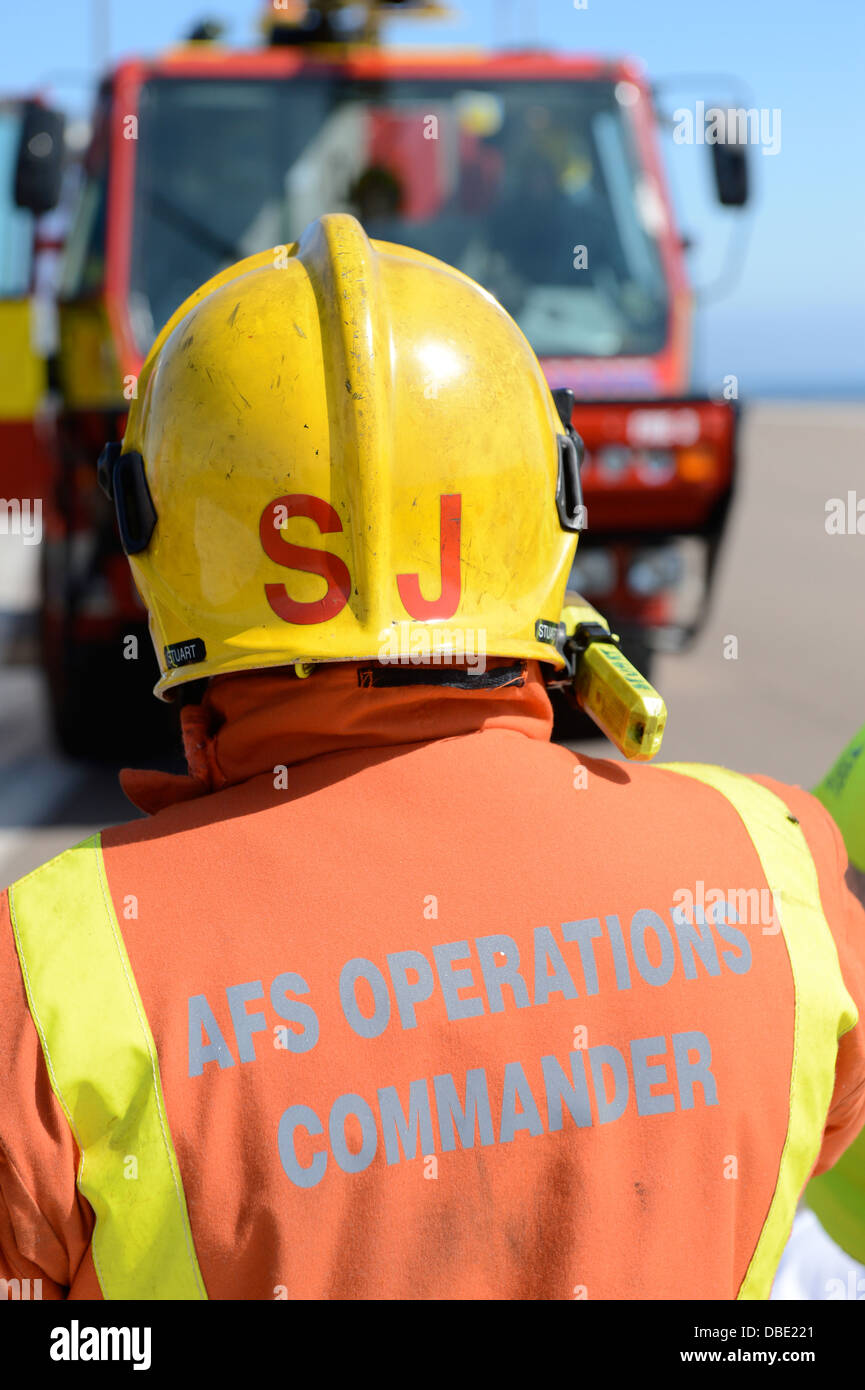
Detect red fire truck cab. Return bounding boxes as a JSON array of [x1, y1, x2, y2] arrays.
[[10, 12, 745, 756]]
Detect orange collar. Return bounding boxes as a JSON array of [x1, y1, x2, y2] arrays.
[[120, 660, 554, 814]]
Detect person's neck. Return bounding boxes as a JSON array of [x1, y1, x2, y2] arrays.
[[120, 659, 554, 814]]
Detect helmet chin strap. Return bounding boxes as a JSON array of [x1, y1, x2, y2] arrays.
[[356, 662, 526, 692]]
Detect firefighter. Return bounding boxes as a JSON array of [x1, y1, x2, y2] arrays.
[[1, 213, 864, 1300]]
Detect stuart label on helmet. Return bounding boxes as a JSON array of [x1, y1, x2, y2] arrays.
[[535, 619, 565, 647], [165, 638, 207, 669]]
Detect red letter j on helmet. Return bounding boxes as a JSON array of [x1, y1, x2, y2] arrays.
[[397, 494, 462, 621]]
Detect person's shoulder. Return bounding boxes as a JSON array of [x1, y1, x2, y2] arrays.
[[749, 773, 845, 870], [0, 870, 92, 1296], [2, 831, 100, 899], [748, 772, 865, 971], [651, 765, 849, 881]]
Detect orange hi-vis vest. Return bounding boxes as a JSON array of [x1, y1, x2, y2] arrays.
[[2, 661, 865, 1301]]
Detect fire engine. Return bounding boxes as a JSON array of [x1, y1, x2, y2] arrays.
[[6, 0, 747, 756]]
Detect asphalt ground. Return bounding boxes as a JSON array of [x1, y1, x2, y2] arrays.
[[1, 400, 863, 891]]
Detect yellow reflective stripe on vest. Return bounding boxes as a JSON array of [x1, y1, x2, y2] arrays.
[[8, 833, 207, 1300], [663, 762, 858, 1300]]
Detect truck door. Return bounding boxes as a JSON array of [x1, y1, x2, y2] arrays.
[[0, 99, 53, 510], [0, 98, 61, 652]]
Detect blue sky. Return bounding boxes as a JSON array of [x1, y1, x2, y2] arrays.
[[3, 0, 862, 395]]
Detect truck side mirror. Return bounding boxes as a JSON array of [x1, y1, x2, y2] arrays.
[[710, 137, 748, 207], [14, 101, 66, 216]]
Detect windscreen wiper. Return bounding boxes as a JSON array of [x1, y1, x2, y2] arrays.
[[143, 186, 246, 264]]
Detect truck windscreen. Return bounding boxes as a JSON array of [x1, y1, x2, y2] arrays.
[[128, 75, 670, 359]]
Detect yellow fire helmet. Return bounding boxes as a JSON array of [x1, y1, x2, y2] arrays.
[[98, 213, 585, 699]]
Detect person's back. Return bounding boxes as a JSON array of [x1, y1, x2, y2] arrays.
[[5, 661, 864, 1299], [2, 215, 864, 1301]]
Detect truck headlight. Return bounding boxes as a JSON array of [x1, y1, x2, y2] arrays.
[[627, 546, 682, 596]]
